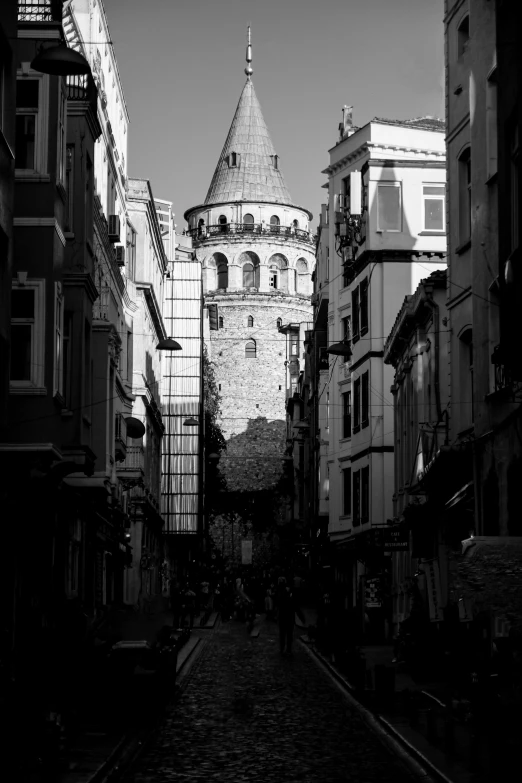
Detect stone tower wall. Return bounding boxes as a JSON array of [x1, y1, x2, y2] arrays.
[[207, 292, 312, 493]]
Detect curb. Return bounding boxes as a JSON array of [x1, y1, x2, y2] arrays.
[[300, 639, 448, 783], [83, 634, 208, 783]]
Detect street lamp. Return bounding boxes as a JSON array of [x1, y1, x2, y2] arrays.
[[183, 417, 199, 427], [156, 337, 182, 351], [31, 43, 91, 76]]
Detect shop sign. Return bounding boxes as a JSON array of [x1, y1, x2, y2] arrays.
[[384, 528, 409, 551], [364, 577, 382, 608], [241, 540, 252, 565], [425, 559, 444, 622]]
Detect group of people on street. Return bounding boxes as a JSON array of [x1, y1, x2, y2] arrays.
[[168, 568, 308, 656]]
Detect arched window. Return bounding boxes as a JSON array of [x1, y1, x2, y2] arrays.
[[198, 218, 205, 237], [243, 213, 254, 232], [213, 252, 228, 289], [458, 147, 471, 244], [219, 215, 228, 234], [292, 219, 299, 230], [247, 315, 254, 327], [239, 251, 260, 288], [218, 316, 224, 329], [270, 215, 280, 234], [269, 253, 288, 292], [457, 15, 470, 58], [277, 318, 282, 328], [243, 263, 254, 287], [296, 258, 309, 294], [245, 340, 256, 359], [230, 152, 238, 167]]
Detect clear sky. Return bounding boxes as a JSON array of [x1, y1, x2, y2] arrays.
[[106, 0, 445, 229]]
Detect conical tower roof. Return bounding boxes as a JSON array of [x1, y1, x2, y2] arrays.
[[204, 77, 293, 206]]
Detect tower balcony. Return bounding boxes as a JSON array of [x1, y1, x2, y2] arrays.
[[188, 222, 315, 247]]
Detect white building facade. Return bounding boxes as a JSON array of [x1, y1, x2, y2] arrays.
[[322, 112, 447, 636]]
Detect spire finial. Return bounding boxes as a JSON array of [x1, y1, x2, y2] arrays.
[[245, 25, 253, 78]]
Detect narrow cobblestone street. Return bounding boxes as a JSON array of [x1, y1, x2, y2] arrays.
[[123, 619, 417, 783]]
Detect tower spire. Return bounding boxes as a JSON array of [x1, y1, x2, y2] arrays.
[[245, 25, 253, 78]]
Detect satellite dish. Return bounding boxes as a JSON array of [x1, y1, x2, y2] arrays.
[[125, 417, 145, 439]]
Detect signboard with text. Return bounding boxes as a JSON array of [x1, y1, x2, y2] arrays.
[[357, 528, 409, 552]]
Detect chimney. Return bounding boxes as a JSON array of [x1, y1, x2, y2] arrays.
[[338, 105, 353, 140]]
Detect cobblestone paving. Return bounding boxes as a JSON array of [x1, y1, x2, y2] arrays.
[[124, 620, 417, 783]]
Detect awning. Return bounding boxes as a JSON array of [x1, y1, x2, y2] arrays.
[[450, 536, 522, 636]]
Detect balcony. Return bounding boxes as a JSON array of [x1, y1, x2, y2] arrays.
[[118, 445, 145, 475], [187, 223, 315, 246], [115, 413, 127, 463], [491, 344, 522, 394], [18, 1, 63, 22]]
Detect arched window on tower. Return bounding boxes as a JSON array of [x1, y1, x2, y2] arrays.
[[213, 252, 229, 290], [243, 213, 254, 232], [240, 251, 260, 288], [292, 219, 299, 232], [270, 215, 280, 234], [277, 318, 282, 329], [219, 215, 228, 234], [269, 266, 278, 289], [245, 340, 257, 359], [296, 258, 309, 294], [247, 315, 254, 327], [198, 218, 205, 238]]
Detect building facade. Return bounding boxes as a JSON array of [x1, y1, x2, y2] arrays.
[[184, 35, 314, 567], [321, 110, 447, 636]]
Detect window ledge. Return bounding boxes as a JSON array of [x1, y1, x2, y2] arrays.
[[339, 436, 352, 443], [360, 326, 368, 337], [9, 385, 47, 396], [353, 425, 361, 434], [362, 420, 369, 429], [353, 334, 360, 344], [455, 239, 471, 255], [419, 230, 446, 236], [339, 516, 352, 523], [15, 171, 50, 182]]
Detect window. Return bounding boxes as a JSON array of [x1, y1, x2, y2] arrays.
[[342, 390, 351, 439], [293, 219, 299, 231], [296, 258, 308, 294], [245, 340, 256, 359], [459, 329, 474, 427], [198, 218, 205, 237], [352, 287, 360, 340], [219, 214, 228, 233], [270, 215, 280, 234], [217, 261, 228, 289], [458, 148, 471, 244], [269, 267, 278, 289], [277, 318, 282, 328], [361, 466, 370, 523], [229, 152, 238, 167], [271, 154, 279, 169], [243, 263, 255, 287], [353, 470, 361, 526], [219, 316, 224, 329], [486, 68, 498, 180], [126, 329, 132, 382], [423, 185, 445, 231], [360, 277, 368, 333], [57, 84, 66, 184], [126, 224, 137, 279], [361, 371, 369, 427], [342, 315, 351, 345], [243, 213, 254, 232], [63, 312, 72, 406], [65, 145, 74, 232], [247, 315, 254, 327], [457, 15, 470, 58], [290, 335, 298, 356], [15, 79, 41, 171], [10, 279, 45, 392], [343, 467, 351, 515], [54, 282, 64, 398], [353, 377, 361, 432], [377, 183, 401, 231]]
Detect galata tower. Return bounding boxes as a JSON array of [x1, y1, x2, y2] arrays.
[[184, 30, 314, 552]]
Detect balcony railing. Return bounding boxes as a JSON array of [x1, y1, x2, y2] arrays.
[[119, 445, 145, 473], [187, 223, 315, 245], [18, 1, 63, 22]]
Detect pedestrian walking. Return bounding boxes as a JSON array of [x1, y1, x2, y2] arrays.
[[277, 577, 305, 656], [180, 584, 196, 629], [200, 578, 210, 611]]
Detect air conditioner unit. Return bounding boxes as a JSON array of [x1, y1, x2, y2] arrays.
[[115, 246, 125, 266], [108, 214, 121, 243]]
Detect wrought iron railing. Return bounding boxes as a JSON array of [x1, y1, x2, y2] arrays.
[[18, 1, 63, 22], [66, 73, 97, 103], [188, 223, 315, 244]]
